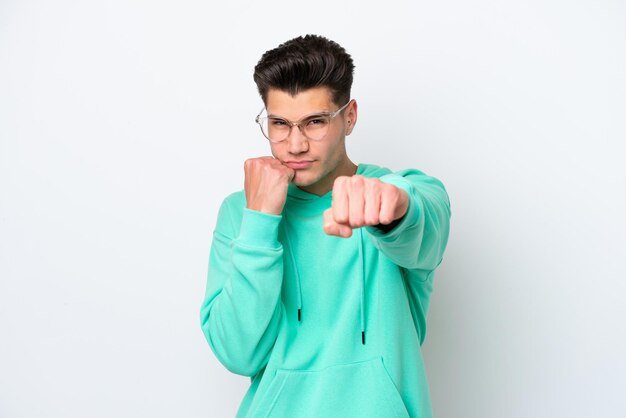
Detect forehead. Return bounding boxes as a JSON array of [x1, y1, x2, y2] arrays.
[[266, 87, 336, 119]]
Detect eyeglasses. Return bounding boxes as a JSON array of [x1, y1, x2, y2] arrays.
[[255, 100, 352, 143]]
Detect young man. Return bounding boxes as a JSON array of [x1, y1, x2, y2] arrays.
[[200, 35, 451, 418]]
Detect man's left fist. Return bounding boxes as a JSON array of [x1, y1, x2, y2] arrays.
[[323, 175, 409, 238]]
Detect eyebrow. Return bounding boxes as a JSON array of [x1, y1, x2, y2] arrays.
[[267, 110, 333, 120]]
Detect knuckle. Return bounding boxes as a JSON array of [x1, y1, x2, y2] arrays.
[[351, 175, 364, 186], [350, 215, 364, 228], [334, 176, 348, 188], [382, 183, 395, 193], [379, 213, 394, 224], [365, 180, 379, 196], [382, 186, 396, 201]]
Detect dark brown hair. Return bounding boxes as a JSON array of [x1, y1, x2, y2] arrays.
[[253, 34, 355, 106]]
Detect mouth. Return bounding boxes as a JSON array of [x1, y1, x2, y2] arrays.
[[284, 160, 314, 170]]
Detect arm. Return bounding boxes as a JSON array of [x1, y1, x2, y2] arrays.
[[199, 197, 285, 377], [323, 169, 451, 271], [200, 157, 294, 377], [365, 169, 451, 271]]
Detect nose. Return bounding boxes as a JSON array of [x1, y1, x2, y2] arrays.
[[287, 125, 309, 154]]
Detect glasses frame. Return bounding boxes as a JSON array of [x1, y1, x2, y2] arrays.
[[255, 99, 352, 143]]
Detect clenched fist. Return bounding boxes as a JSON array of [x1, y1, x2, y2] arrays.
[[244, 157, 295, 215], [323, 175, 409, 238]]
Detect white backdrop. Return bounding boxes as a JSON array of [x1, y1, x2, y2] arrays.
[[1, 1, 625, 417]]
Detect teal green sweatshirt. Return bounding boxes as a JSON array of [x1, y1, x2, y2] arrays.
[[200, 163, 451, 418]]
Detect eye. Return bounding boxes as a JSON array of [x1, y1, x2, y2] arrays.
[[269, 118, 288, 127], [306, 117, 329, 126]]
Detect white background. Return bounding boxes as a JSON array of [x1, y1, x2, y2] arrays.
[[1, 1, 625, 417]]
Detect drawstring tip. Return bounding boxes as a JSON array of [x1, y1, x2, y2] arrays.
[[298, 308, 301, 322], [361, 331, 365, 345]]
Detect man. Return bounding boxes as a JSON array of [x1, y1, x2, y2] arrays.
[[200, 34, 451, 418]]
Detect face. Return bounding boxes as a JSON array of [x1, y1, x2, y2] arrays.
[[265, 87, 358, 196]]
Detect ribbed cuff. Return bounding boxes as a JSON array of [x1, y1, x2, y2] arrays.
[[236, 208, 282, 249]]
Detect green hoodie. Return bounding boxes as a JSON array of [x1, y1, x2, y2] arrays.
[[200, 163, 451, 418]]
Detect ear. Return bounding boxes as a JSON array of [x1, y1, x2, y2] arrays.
[[345, 100, 358, 136]]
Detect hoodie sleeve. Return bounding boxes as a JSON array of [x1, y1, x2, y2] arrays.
[[365, 169, 451, 272], [200, 195, 284, 377]]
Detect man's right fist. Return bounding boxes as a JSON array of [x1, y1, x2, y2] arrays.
[[244, 157, 295, 215]]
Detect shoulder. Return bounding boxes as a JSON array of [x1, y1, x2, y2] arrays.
[[214, 190, 246, 238], [357, 163, 393, 178], [221, 189, 246, 209], [358, 163, 442, 185], [359, 164, 449, 204]]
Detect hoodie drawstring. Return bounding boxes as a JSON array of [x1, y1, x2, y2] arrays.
[[358, 228, 366, 345], [282, 216, 367, 345], [282, 227, 303, 322]]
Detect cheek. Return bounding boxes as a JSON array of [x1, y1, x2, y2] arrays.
[[268, 144, 281, 158], [322, 139, 343, 163]]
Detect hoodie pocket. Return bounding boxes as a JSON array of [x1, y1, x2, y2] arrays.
[[250, 356, 410, 418]]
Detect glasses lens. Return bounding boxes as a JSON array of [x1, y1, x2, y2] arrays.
[[302, 115, 331, 141], [264, 117, 290, 142]]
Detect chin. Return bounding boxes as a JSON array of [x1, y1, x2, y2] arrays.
[[292, 170, 320, 187]]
